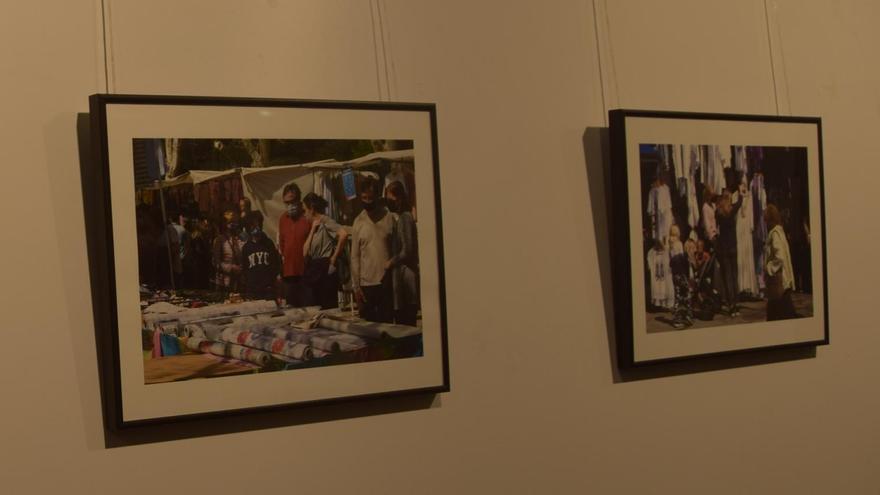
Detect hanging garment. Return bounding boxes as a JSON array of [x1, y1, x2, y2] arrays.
[[706, 145, 726, 195], [312, 170, 322, 198], [322, 176, 336, 221], [669, 145, 683, 196], [151, 328, 163, 358], [736, 192, 759, 295], [647, 183, 674, 243], [671, 145, 686, 182], [747, 146, 764, 174], [689, 145, 705, 189], [734, 145, 748, 174], [657, 145, 670, 171], [719, 145, 733, 169], [686, 153, 700, 228], [686, 178, 699, 228], [647, 247, 675, 309], [751, 173, 768, 288]]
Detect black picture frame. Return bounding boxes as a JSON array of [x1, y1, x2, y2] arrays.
[[609, 109, 828, 368], [84, 94, 449, 437]]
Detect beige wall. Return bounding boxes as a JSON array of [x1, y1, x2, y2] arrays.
[[1, 0, 877, 492]]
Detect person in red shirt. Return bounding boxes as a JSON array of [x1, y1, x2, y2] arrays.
[[278, 183, 313, 307]]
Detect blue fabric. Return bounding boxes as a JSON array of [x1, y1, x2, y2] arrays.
[[342, 168, 357, 199], [160, 333, 181, 356]]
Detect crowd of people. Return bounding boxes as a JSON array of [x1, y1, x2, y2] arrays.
[[136, 176, 420, 326], [643, 145, 810, 329]]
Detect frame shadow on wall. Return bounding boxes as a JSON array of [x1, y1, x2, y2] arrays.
[[76, 113, 439, 448], [582, 127, 815, 383]]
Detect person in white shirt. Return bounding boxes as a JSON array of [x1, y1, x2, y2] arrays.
[[351, 176, 394, 323], [764, 204, 798, 320]]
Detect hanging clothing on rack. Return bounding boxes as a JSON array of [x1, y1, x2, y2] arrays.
[[735, 190, 759, 295], [719, 145, 733, 169], [734, 145, 748, 175], [686, 178, 699, 229], [751, 173, 768, 289], [647, 246, 675, 309], [747, 146, 764, 174], [671, 145, 686, 183], [323, 177, 336, 221], [656, 145, 670, 181], [647, 182, 674, 244], [706, 145, 726, 195]]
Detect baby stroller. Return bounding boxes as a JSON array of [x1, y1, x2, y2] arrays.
[[691, 251, 723, 321]]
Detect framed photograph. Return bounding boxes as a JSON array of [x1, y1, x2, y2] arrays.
[[608, 109, 828, 367], [85, 94, 448, 430]]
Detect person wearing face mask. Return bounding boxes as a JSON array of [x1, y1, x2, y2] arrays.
[[237, 197, 253, 243], [240, 211, 281, 301], [302, 193, 349, 309], [351, 176, 394, 323], [278, 183, 313, 307], [212, 211, 243, 293], [384, 181, 419, 326]]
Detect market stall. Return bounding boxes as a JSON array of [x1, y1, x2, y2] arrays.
[[141, 300, 422, 384]]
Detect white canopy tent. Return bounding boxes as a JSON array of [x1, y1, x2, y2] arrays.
[[143, 169, 239, 190], [146, 149, 415, 244], [241, 149, 414, 243]]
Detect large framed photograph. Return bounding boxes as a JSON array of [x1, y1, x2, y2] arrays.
[[85, 94, 448, 430], [609, 109, 828, 367]]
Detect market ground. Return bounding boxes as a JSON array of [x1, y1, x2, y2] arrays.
[[646, 292, 815, 334]]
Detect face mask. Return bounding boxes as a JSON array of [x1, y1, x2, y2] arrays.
[[362, 200, 376, 211], [249, 227, 261, 237], [287, 203, 302, 217]]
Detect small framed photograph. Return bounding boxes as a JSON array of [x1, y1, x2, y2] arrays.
[[609, 109, 828, 367], [85, 94, 448, 430]]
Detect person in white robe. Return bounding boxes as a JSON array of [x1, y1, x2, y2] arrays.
[[735, 176, 759, 295]]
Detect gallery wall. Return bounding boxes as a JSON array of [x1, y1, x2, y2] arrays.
[[1, 0, 878, 492]]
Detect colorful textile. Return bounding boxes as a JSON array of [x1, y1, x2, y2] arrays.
[[646, 183, 674, 243], [151, 329, 162, 358], [736, 192, 759, 295], [186, 337, 273, 367], [250, 325, 366, 353], [219, 328, 313, 360], [318, 316, 421, 339], [647, 247, 675, 309], [143, 300, 279, 327], [160, 334, 181, 356]]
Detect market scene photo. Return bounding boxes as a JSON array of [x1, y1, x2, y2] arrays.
[[639, 144, 814, 333], [135, 138, 423, 383]]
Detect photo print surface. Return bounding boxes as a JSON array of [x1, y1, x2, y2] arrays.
[[639, 144, 812, 333], [135, 138, 424, 384], [609, 110, 827, 366]]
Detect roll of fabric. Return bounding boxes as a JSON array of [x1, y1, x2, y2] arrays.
[[248, 325, 366, 353], [250, 326, 310, 344], [185, 337, 272, 366], [317, 317, 351, 334], [145, 300, 280, 327], [224, 343, 272, 366], [219, 328, 313, 361], [307, 329, 366, 353], [183, 324, 206, 339], [282, 306, 322, 323], [318, 317, 421, 339]]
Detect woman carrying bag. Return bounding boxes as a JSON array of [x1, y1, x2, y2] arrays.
[[302, 193, 349, 309]]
